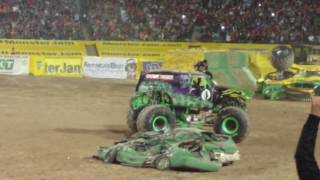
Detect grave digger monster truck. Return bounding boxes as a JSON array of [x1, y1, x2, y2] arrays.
[[127, 71, 251, 143]]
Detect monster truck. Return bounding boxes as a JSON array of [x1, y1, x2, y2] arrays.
[[96, 128, 240, 172], [127, 71, 251, 143], [262, 46, 320, 101]]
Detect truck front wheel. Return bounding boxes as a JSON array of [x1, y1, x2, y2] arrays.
[[136, 105, 176, 132], [215, 107, 249, 143]]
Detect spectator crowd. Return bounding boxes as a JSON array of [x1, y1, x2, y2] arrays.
[[0, 0, 319, 44], [0, 0, 81, 40]]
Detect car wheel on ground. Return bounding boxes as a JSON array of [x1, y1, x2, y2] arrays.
[[154, 155, 171, 170]]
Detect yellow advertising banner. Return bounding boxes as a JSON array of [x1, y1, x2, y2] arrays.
[[191, 42, 288, 51], [162, 48, 206, 72], [0, 39, 86, 57], [30, 56, 83, 78], [247, 52, 275, 80], [96, 41, 188, 61], [0, 39, 290, 61]]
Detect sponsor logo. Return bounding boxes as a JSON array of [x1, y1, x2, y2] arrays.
[[145, 74, 174, 80], [201, 89, 211, 100], [0, 59, 14, 70], [143, 62, 162, 73], [125, 58, 137, 79], [36, 61, 43, 71], [45, 63, 81, 74], [84, 61, 125, 70]]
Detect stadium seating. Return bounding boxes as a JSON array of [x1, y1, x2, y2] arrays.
[[0, 0, 318, 44]]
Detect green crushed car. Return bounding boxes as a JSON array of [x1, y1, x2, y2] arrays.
[[128, 71, 251, 143], [96, 128, 240, 172]]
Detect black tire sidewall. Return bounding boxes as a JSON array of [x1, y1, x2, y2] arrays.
[[215, 107, 249, 143], [271, 46, 294, 71], [137, 105, 176, 132], [220, 97, 247, 110]]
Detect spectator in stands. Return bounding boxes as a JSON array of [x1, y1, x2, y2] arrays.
[[85, 0, 319, 43], [0, 0, 81, 40], [0, 0, 319, 44]]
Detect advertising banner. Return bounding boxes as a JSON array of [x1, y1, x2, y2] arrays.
[[83, 57, 137, 79], [142, 62, 162, 73], [30, 57, 83, 77], [0, 55, 29, 75], [97, 41, 187, 61], [0, 39, 85, 57]]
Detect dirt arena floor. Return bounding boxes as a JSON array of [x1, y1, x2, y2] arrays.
[[0, 75, 319, 180]]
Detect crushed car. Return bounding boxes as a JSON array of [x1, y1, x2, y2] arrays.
[[95, 128, 240, 172]]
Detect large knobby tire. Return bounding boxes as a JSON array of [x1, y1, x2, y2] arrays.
[[215, 107, 249, 143], [136, 105, 176, 132], [127, 109, 139, 133], [271, 46, 294, 72], [220, 98, 247, 111]]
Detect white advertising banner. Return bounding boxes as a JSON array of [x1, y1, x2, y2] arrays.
[[83, 57, 137, 79], [0, 55, 30, 75]]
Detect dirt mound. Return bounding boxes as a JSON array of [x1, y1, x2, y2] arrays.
[[0, 76, 318, 180]]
